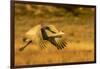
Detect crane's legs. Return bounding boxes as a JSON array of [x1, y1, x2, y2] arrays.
[[19, 40, 32, 51]]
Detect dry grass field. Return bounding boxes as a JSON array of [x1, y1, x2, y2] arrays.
[[14, 3, 95, 66]]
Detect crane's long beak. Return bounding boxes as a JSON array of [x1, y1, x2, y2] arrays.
[[19, 41, 32, 51]]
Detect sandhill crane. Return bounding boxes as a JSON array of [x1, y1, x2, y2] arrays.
[[19, 24, 67, 51]]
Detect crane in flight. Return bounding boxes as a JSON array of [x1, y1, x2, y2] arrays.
[[19, 24, 67, 51]]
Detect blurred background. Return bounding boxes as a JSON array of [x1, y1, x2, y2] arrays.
[[14, 2, 95, 66]]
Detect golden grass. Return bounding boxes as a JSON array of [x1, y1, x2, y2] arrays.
[[15, 41, 94, 66]]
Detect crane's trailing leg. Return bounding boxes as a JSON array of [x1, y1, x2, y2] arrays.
[[19, 40, 32, 51]]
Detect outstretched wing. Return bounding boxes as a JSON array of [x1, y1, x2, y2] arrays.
[[36, 25, 48, 49], [48, 37, 67, 49]]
